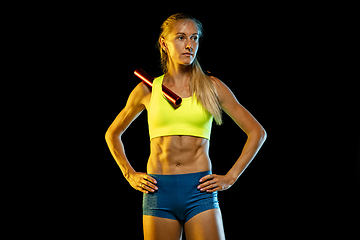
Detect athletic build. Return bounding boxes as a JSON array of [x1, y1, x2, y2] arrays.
[[105, 13, 267, 240]]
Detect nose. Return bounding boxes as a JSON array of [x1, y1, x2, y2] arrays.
[[185, 40, 193, 51]]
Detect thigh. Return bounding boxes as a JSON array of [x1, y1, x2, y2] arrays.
[[184, 209, 225, 240], [143, 215, 183, 240]]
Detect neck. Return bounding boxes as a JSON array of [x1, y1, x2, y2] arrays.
[[166, 63, 192, 85]]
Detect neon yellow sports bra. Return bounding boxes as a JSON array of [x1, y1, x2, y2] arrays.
[[147, 75, 213, 140]]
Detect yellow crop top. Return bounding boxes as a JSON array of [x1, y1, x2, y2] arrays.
[[147, 75, 213, 140]]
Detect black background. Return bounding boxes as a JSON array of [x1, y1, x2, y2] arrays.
[[39, 3, 359, 239]]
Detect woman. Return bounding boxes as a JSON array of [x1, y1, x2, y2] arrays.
[[105, 13, 267, 240]]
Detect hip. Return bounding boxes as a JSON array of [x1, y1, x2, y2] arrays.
[[144, 171, 217, 207], [142, 171, 219, 222]]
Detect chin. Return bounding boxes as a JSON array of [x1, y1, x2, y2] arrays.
[[181, 62, 193, 66], [179, 59, 195, 66], [178, 55, 195, 66]]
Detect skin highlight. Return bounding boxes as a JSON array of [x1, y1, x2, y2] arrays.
[[105, 14, 267, 240]]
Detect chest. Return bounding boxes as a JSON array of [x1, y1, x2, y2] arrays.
[[165, 85, 191, 99], [162, 76, 192, 99]]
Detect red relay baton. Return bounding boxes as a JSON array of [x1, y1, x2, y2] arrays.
[[134, 68, 182, 106]]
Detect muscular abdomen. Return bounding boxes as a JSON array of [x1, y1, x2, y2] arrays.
[[147, 135, 211, 174]]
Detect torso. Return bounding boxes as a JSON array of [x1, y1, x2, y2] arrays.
[[147, 135, 211, 174], [142, 74, 212, 175]]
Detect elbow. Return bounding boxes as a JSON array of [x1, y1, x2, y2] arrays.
[[249, 126, 267, 144], [105, 128, 121, 143], [260, 127, 267, 143], [257, 126, 267, 146], [105, 126, 124, 143], [105, 130, 111, 143], [105, 130, 111, 142]]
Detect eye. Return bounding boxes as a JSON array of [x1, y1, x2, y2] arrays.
[[177, 36, 184, 40], [191, 36, 198, 41]]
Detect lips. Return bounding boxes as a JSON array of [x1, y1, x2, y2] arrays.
[[182, 53, 193, 56]]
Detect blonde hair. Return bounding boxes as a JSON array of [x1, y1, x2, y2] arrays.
[[157, 13, 222, 125]]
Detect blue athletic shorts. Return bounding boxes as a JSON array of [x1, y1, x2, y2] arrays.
[[143, 171, 219, 223]]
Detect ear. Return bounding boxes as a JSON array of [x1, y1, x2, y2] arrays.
[[159, 37, 167, 51]]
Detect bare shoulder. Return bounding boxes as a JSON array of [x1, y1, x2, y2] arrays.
[[209, 75, 230, 91], [209, 76, 237, 104], [132, 82, 151, 96], [209, 75, 265, 135], [127, 82, 152, 109]]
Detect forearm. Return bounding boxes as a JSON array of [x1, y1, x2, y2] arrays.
[[105, 132, 135, 179], [226, 128, 267, 184]]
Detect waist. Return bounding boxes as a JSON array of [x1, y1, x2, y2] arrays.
[[147, 154, 211, 175], [148, 135, 211, 174], [148, 171, 212, 181], [147, 152, 211, 175]]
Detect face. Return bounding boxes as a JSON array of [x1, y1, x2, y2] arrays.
[[160, 20, 199, 67]]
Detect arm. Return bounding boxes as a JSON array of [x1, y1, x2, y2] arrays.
[[105, 83, 157, 193], [198, 78, 267, 192], [218, 79, 267, 183]]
